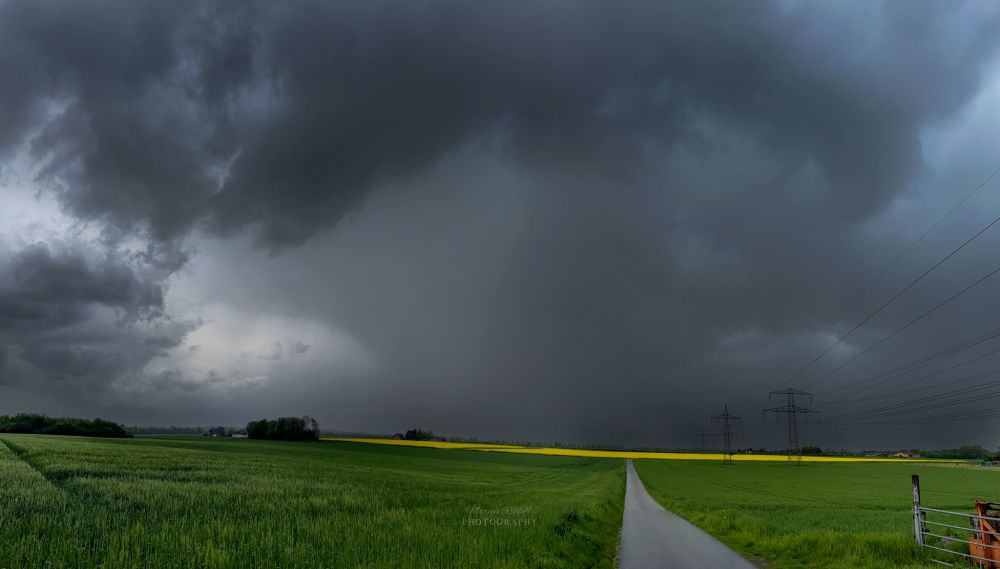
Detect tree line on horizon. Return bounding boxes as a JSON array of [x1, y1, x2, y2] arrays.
[[246, 416, 320, 441], [0, 413, 132, 438], [0, 414, 994, 458]]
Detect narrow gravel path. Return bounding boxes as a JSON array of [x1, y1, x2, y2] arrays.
[[619, 459, 756, 569]]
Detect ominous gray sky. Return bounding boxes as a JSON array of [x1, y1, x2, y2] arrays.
[[2, 0, 1000, 449]]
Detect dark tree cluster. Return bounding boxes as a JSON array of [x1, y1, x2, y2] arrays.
[[397, 429, 441, 441], [0, 413, 132, 438], [919, 446, 990, 460], [246, 416, 319, 441]]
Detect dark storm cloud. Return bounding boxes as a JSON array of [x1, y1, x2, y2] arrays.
[[1, 0, 1000, 447], [2, 1, 996, 249], [0, 242, 163, 332], [0, 241, 192, 386]]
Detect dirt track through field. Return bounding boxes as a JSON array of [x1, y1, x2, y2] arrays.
[[619, 459, 755, 569]]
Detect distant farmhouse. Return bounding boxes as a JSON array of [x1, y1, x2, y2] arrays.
[[204, 426, 248, 438]]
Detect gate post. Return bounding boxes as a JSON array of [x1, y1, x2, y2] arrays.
[[912, 474, 925, 546]]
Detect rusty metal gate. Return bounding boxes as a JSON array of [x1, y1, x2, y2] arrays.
[[912, 474, 1000, 566]]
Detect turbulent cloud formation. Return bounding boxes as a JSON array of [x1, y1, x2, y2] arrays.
[[4, 1, 995, 248], [2, 242, 163, 327], [1, 0, 1000, 447], [0, 235, 195, 394]]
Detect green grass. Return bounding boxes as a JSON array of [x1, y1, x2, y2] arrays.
[[634, 459, 997, 568], [0, 434, 624, 568]]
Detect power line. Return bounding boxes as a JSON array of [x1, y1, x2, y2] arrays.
[[781, 166, 1000, 388], [753, 308, 1000, 417], [815, 324, 1000, 402], [823, 343, 1000, 411], [798, 260, 1000, 390], [830, 407, 1000, 426], [818, 324, 1000, 394], [831, 374, 1000, 421], [829, 392, 1000, 424], [831, 362, 1000, 411], [832, 394, 1000, 425], [814, 167, 1000, 337], [820, 309, 1000, 383]]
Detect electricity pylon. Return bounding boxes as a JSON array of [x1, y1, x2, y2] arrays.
[[695, 432, 720, 452], [711, 404, 742, 464], [763, 388, 820, 464]]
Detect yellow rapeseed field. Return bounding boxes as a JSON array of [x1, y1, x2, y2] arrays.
[[324, 437, 962, 463], [322, 437, 525, 450]]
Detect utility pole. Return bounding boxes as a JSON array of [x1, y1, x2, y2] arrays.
[[711, 404, 742, 464], [695, 432, 720, 452], [763, 388, 820, 464]]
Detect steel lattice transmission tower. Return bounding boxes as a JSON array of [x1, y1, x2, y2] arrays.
[[711, 404, 742, 464], [763, 388, 821, 464], [695, 432, 720, 452]]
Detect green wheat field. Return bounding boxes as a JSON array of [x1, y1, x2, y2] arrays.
[[0, 434, 996, 568], [0, 435, 623, 569], [635, 459, 997, 568]]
